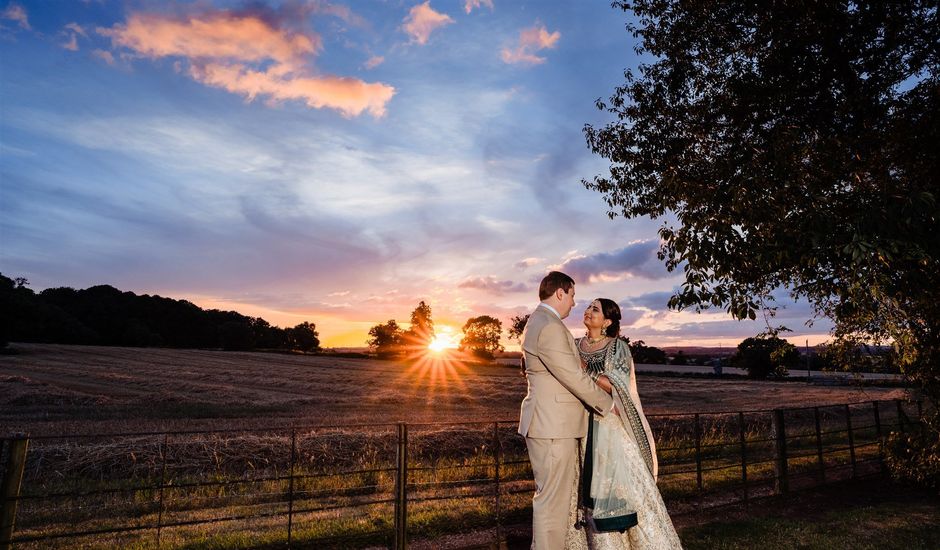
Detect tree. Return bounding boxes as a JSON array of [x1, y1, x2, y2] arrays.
[[670, 351, 688, 366], [289, 322, 320, 352], [627, 339, 668, 364], [460, 316, 504, 359], [219, 321, 255, 351], [507, 313, 530, 342], [584, 2, 939, 404], [402, 301, 434, 350], [368, 319, 403, 358], [732, 336, 800, 379]]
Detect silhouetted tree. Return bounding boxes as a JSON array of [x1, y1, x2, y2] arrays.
[[368, 319, 403, 358], [507, 313, 530, 342], [289, 322, 320, 352], [402, 301, 434, 350], [627, 339, 668, 365], [0, 273, 307, 352], [732, 336, 800, 379], [670, 351, 688, 366], [460, 316, 503, 360], [219, 321, 255, 351]]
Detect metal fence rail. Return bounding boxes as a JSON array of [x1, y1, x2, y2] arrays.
[[0, 398, 925, 549]]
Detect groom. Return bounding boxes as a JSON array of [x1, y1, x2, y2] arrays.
[[519, 271, 615, 548]]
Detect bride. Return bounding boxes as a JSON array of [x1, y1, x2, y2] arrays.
[[566, 298, 683, 549]]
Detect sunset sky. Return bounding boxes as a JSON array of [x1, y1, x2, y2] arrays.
[[1, 0, 833, 349]]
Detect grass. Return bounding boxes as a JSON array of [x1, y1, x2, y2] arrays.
[[8, 415, 907, 548], [678, 479, 940, 550]]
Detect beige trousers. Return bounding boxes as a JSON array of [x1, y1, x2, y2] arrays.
[[525, 437, 579, 550]]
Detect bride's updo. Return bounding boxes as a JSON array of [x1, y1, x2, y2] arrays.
[[597, 298, 621, 338]]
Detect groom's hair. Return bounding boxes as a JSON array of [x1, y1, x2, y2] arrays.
[[539, 271, 575, 300]]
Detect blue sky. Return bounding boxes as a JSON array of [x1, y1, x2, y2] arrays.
[[0, 0, 832, 348]]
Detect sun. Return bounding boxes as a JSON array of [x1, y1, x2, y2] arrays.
[[427, 327, 460, 353]]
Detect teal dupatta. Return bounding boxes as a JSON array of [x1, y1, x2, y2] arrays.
[[579, 338, 658, 532]]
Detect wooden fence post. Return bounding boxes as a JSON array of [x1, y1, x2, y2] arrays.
[[156, 433, 168, 548], [1, 434, 29, 550], [895, 400, 906, 434], [693, 414, 703, 492], [737, 412, 748, 502], [872, 402, 885, 474], [492, 422, 502, 549], [287, 429, 297, 548], [394, 423, 408, 550], [845, 404, 857, 478], [772, 410, 788, 494], [814, 407, 825, 483]]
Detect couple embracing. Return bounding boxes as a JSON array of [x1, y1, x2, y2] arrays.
[[519, 271, 682, 549]]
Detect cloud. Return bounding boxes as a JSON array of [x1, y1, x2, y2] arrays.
[[501, 23, 559, 65], [92, 49, 115, 65], [459, 276, 528, 295], [65, 22, 87, 36], [61, 34, 78, 51], [98, 9, 394, 118], [364, 55, 384, 69], [98, 11, 319, 67], [60, 23, 87, 51], [1, 2, 29, 30], [554, 240, 670, 283], [190, 62, 395, 117], [402, 1, 453, 45], [622, 290, 674, 311], [514, 257, 542, 269], [307, 1, 368, 28], [464, 0, 494, 14]]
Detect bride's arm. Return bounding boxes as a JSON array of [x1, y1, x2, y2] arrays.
[[594, 374, 612, 394]]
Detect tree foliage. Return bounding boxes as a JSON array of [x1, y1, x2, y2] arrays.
[[0, 273, 316, 352], [507, 313, 530, 342], [402, 301, 434, 350], [367, 319, 403, 358], [732, 335, 800, 379], [626, 339, 668, 364], [460, 315, 504, 359], [585, 1, 939, 403], [289, 322, 321, 353]]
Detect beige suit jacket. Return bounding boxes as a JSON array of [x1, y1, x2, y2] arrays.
[[518, 305, 614, 438]]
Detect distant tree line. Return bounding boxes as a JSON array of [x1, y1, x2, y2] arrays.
[[0, 273, 319, 352]]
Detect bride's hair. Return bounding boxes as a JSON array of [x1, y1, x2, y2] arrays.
[[597, 298, 621, 337]]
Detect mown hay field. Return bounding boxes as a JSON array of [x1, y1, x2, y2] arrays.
[[0, 343, 912, 435]]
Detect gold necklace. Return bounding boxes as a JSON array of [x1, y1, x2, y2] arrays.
[[586, 333, 607, 345]]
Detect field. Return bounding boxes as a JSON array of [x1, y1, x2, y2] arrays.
[[0, 343, 913, 436], [0, 343, 924, 549]]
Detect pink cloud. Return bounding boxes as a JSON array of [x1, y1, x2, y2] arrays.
[[99, 12, 318, 69], [464, 0, 494, 14], [60, 22, 86, 51], [97, 10, 394, 118], [92, 49, 115, 65], [402, 1, 453, 45], [61, 34, 78, 51], [1, 2, 29, 30], [501, 23, 560, 65], [364, 55, 384, 69], [191, 62, 395, 118]]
